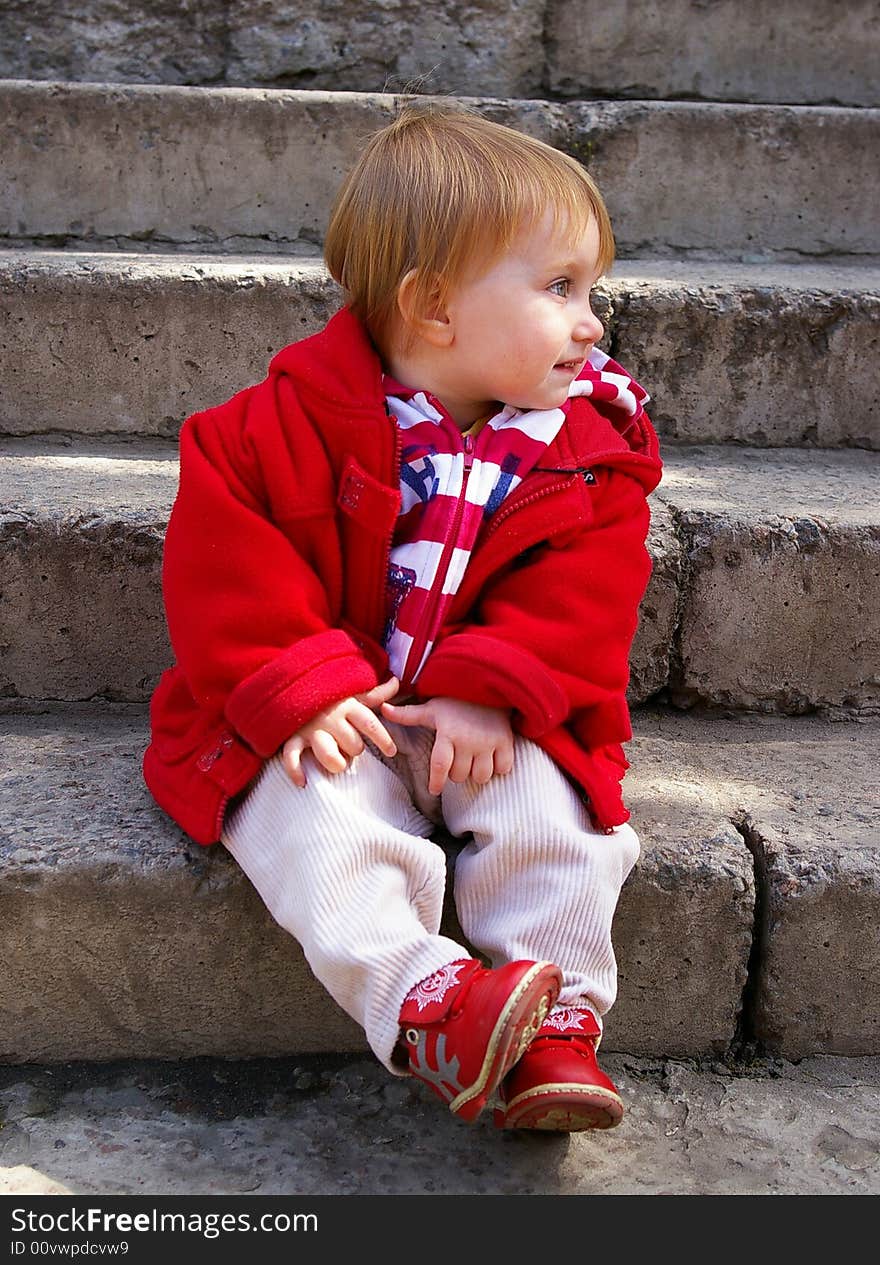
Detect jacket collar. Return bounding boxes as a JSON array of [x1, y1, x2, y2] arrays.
[[268, 306, 661, 470]]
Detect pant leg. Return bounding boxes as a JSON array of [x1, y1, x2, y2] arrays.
[[437, 734, 640, 1028], [221, 747, 470, 1072]]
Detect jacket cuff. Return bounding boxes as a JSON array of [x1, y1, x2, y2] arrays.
[[225, 629, 379, 756], [414, 633, 568, 737]]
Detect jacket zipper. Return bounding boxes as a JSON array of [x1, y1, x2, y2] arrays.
[[214, 794, 231, 840], [483, 449, 653, 545], [401, 431, 474, 684], [483, 473, 574, 543], [377, 408, 404, 643], [441, 475, 582, 625]]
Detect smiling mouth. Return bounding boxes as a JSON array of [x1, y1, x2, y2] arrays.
[[554, 359, 583, 372]]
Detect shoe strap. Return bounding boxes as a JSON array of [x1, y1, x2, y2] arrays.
[[536, 1005, 601, 1043], [398, 958, 480, 1026]]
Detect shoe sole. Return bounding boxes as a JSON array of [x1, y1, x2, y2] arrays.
[[497, 1082, 625, 1131], [448, 962, 562, 1122]]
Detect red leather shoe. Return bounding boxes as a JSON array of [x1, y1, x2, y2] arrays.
[[494, 1005, 624, 1131], [398, 958, 562, 1122]]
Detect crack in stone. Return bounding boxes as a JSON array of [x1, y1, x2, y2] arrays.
[[728, 811, 770, 1062], [538, 0, 554, 100], [652, 500, 691, 706]]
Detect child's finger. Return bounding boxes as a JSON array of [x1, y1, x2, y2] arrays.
[[471, 750, 495, 785], [309, 730, 349, 774], [427, 733, 454, 796], [448, 748, 476, 785], [494, 746, 515, 777], [350, 703, 398, 757], [358, 676, 400, 706], [381, 700, 428, 726], [281, 738, 307, 788], [332, 717, 366, 758]]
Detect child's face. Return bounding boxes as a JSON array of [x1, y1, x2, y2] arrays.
[[440, 210, 606, 425]]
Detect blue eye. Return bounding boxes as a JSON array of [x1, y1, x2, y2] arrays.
[[548, 278, 570, 298]]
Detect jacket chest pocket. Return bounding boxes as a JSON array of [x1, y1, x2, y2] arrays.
[[540, 467, 599, 551], [540, 465, 599, 527], [336, 456, 401, 536], [500, 467, 599, 570]]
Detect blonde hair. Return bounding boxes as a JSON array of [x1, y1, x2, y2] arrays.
[[324, 103, 615, 355]]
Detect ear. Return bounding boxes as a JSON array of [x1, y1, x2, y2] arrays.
[[396, 269, 454, 347]]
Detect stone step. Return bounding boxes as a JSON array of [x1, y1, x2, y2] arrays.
[[0, 436, 878, 714], [2, 250, 877, 449], [2, 1, 877, 108], [4, 1054, 880, 1198], [0, 704, 876, 1062], [2, 81, 878, 260], [546, 0, 880, 109]]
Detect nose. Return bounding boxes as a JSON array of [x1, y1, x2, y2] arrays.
[[573, 300, 604, 346]]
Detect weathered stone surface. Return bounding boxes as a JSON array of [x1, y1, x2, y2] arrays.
[[0, 435, 675, 706], [659, 446, 880, 715], [629, 499, 681, 704], [223, 0, 547, 98], [606, 753, 753, 1057], [605, 261, 880, 450], [0, 439, 174, 701], [548, 0, 880, 107], [0, 82, 402, 252], [2, 82, 877, 259], [0, 709, 366, 1062], [569, 100, 880, 261], [2, 440, 878, 712], [3, 1, 878, 107], [0, 1, 229, 87], [4, 708, 877, 1063], [0, 252, 341, 438], [3, 251, 877, 449], [4, 1054, 880, 1196], [0, 707, 754, 1061], [753, 806, 880, 1059], [0, 1, 547, 98], [630, 710, 880, 1057]]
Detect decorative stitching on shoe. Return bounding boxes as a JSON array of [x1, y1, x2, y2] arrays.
[[545, 1005, 595, 1033], [403, 961, 468, 1012]]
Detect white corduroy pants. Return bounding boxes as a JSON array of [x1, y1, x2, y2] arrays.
[[221, 720, 639, 1073]]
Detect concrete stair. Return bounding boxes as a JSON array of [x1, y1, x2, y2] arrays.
[[1, 435, 877, 713], [3, 82, 879, 260], [1, 3, 878, 1066], [2, 252, 877, 447], [3, 1, 878, 106], [2, 706, 878, 1063]]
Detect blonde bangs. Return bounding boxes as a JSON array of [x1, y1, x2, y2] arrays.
[[324, 105, 616, 351]]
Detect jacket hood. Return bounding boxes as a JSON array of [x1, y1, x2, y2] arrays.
[[269, 307, 387, 415]]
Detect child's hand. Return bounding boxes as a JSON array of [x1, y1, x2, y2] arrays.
[[281, 676, 400, 788], [381, 696, 514, 795]]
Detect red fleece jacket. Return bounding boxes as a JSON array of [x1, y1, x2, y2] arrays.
[[143, 307, 662, 844]]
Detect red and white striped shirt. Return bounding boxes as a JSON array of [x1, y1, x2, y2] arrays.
[[382, 348, 650, 688]]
